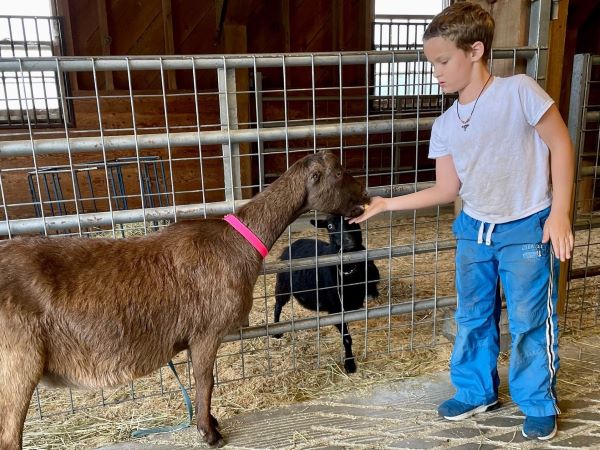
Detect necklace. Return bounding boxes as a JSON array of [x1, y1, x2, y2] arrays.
[[456, 74, 493, 131]]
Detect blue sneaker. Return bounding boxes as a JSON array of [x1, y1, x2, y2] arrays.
[[522, 415, 557, 440], [438, 398, 499, 421]]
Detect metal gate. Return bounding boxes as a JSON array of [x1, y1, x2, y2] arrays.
[[566, 53, 600, 331]]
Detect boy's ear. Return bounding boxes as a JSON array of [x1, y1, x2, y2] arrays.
[[470, 41, 485, 61]]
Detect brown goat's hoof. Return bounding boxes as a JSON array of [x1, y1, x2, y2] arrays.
[[199, 423, 224, 448], [205, 430, 225, 448]]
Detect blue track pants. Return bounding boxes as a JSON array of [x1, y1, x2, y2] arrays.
[[451, 207, 560, 417]]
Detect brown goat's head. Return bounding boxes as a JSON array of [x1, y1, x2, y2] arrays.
[[302, 151, 368, 218]]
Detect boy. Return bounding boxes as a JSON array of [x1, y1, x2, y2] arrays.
[[350, 1, 574, 441]]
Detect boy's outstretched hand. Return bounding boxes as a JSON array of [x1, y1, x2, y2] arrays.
[[348, 196, 388, 224], [542, 211, 574, 261]]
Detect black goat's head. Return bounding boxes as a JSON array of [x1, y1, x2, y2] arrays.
[[310, 215, 364, 251]]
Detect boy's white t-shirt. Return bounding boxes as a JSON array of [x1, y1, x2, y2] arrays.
[[428, 74, 555, 224]]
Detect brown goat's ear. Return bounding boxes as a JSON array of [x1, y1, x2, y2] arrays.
[[302, 152, 320, 168], [309, 169, 321, 184]]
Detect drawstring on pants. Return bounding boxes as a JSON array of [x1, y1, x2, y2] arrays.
[[477, 221, 496, 246]]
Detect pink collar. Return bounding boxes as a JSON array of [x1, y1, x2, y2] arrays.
[[223, 214, 269, 259]]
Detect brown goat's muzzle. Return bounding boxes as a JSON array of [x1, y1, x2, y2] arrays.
[[344, 190, 370, 218]]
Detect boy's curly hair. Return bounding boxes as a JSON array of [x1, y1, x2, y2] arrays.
[[423, 1, 495, 63]]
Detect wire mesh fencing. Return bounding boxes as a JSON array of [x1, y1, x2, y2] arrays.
[[566, 53, 600, 332], [0, 2, 560, 424]]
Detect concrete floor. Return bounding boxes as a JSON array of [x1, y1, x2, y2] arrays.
[[98, 333, 600, 450]]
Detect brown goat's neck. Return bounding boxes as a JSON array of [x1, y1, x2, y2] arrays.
[[236, 166, 307, 251]]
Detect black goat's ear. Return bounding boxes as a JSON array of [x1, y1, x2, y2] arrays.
[[311, 219, 328, 229]]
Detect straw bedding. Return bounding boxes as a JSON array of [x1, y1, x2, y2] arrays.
[[21, 211, 600, 449]]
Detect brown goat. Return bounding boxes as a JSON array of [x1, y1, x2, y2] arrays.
[[0, 151, 368, 449]]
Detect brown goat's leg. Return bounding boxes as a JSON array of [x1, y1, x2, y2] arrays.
[[0, 321, 44, 450], [189, 339, 224, 448]]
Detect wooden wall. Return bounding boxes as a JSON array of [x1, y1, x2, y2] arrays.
[[4, 0, 594, 224], [2, 0, 376, 222]]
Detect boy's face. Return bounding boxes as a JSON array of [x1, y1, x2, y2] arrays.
[[424, 36, 473, 94]]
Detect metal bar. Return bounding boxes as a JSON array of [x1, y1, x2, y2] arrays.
[[374, 14, 434, 20], [0, 48, 540, 73], [0, 170, 11, 239], [0, 182, 435, 236], [190, 56, 207, 217], [91, 58, 117, 238], [1, 221, 456, 277], [253, 68, 265, 190], [18, 58, 48, 236], [570, 265, 600, 280], [568, 54, 591, 162], [125, 57, 149, 232], [218, 64, 241, 203], [21, 18, 40, 125], [159, 57, 178, 219], [527, 0, 551, 86], [55, 58, 83, 235], [0, 117, 435, 157], [222, 295, 458, 342]]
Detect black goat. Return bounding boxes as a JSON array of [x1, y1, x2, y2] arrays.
[[273, 215, 380, 373]]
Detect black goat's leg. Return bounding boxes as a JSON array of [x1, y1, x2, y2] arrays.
[[273, 279, 291, 339], [189, 338, 224, 448], [334, 322, 356, 374]]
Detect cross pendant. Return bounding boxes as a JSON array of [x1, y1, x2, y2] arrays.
[[461, 123, 469, 131]]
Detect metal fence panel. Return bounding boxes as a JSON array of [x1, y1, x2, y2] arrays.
[[0, 5, 564, 425], [566, 53, 600, 331]]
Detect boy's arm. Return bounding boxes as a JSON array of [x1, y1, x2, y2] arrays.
[[349, 154, 460, 224], [535, 104, 575, 261]]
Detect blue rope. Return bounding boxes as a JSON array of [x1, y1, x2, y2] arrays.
[[132, 360, 194, 438]]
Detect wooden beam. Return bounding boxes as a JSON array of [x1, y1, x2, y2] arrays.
[[52, 0, 79, 92], [547, 0, 569, 106], [162, 0, 177, 90], [223, 23, 252, 198], [282, 0, 290, 52], [332, 0, 341, 50], [97, 0, 114, 91], [214, 0, 228, 46], [479, 0, 530, 77], [359, 0, 375, 50]]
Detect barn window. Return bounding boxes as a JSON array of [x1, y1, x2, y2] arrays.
[[0, 1, 71, 127], [372, 0, 445, 112]]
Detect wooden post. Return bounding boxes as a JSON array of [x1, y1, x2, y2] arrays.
[[97, 0, 114, 91], [52, 0, 79, 93], [162, 0, 177, 90], [471, 0, 530, 77], [282, 0, 291, 52], [546, 0, 569, 105], [332, 0, 344, 50], [223, 23, 252, 199]]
